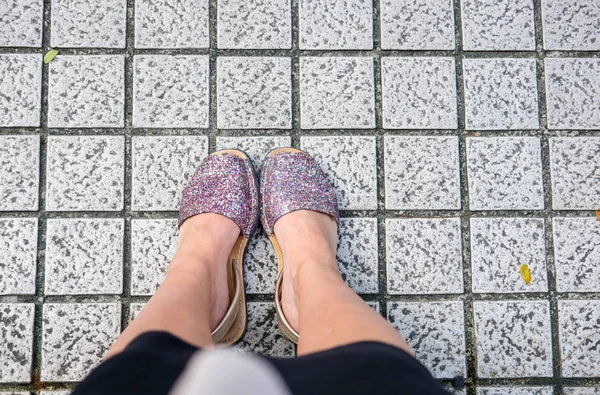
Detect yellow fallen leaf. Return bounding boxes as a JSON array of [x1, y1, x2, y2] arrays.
[[43, 49, 59, 64], [596, 211, 600, 221], [520, 264, 531, 285]]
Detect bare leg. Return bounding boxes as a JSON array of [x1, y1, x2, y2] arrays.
[[276, 210, 412, 356]]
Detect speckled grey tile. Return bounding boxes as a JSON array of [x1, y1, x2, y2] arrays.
[[131, 219, 178, 295], [477, 387, 553, 395], [218, 0, 291, 49], [0, 135, 39, 211], [0, 218, 37, 295], [545, 58, 600, 129], [470, 218, 547, 293], [549, 137, 600, 210], [216, 136, 292, 170], [381, 57, 457, 129], [461, 0, 535, 51], [300, 57, 375, 129], [217, 57, 291, 129], [46, 136, 124, 211], [542, 0, 600, 50], [51, 0, 125, 47], [0, 304, 34, 383], [463, 59, 539, 130], [564, 388, 600, 395], [384, 136, 460, 210], [553, 217, 600, 292], [338, 218, 378, 294], [133, 56, 209, 128], [0, 0, 42, 46], [48, 55, 124, 128], [135, 0, 208, 48], [366, 301, 380, 313], [388, 301, 466, 378], [45, 219, 123, 295], [380, 0, 455, 50], [41, 303, 121, 381], [386, 218, 463, 295], [132, 136, 208, 211], [474, 301, 552, 378], [467, 137, 544, 210], [0, 392, 29, 395], [129, 303, 145, 323], [40, 392, 70, 395], [558, 300, 600, 378], [301, 136, 377, 210], [0, 55, 42, 127], [243, 229, 277, 294], [237, 302, 295, 357]]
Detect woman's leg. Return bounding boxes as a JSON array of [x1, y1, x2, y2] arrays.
[[276, 210, 412, 356]]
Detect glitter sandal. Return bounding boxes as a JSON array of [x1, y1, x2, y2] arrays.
[[179, 149, 259, 345], [260, 148, 339, 344]]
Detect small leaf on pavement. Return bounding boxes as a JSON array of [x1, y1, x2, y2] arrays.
[[43, 49, 59, 64], [520, 264, 531, 285]]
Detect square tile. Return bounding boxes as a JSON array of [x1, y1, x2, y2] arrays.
[[477, 388, 553, 395], [0, 304, 34, 383], [129, 303, 145, 323], [366, 301, 380, 314], [216, 136, 292, 170], [549, 137, 600, 210], [45, 219, 124, 295], [243, 229, 278, 294], [300, 57, 375, 129], [338, 218, 378, 294], [467, 137, 544, 210], [470, 218, 547, 293], [133, 56, 209, 128], [381, 57, 457, 129], [564, 389, 600, 395], [299, 0, 372, 49], [386, 218, 463, 295], [0, 0, 43, 46], [0, 54, 42, 127], [0, 135, 39, 211], [545, 58, 600, 129], [388, 301, 466, 378], [384, 136, 460, 210], [135, 0, 209, 48], [132, 136, 208, 211], [380, 0, 455, 50], [558, 300, 600, 377], [218, 0, 291, 49], [474, 301, 553, 377], [463, 59, 539, 130], [41, 303, 121, 381], [217, 57, 291, 129], [48, 55, 125, 128], [46, 136, 124, 211], [131, 219, 178, 295], [0, 218, 37, 295], [542, 0, 600, 50], [553, 217, 600, 292], [40, 392, 70, 395], [461, 0, 535, 50], [301, 136, 377, 210], [237, 302, 295, 357]]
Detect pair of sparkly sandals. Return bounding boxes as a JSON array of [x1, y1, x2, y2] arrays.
[[178, 148, 340, 345]]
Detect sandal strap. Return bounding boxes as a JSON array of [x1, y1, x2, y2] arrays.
[[274, 269, 300, 343], [211, 258, 243, 343]]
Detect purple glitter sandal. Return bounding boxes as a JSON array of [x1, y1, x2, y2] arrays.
[[260, 147, 339, 344], [179, 149, 259, 345]]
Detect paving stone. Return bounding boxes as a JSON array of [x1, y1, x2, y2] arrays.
[[386, 218, 463, 295], [0, 304, 34, 383], [217, 57, 291, 129], [558, 300, 600, 378], [545, 58, 600, 129], [470, 218, 547, 293], [45, 219, 123, 295], [215, 136, 292, 170], [463, 59, 539, 130], [135, 0, 209, 48], [564, 389, 600, 395], [542, 0, 600, 50], [243, 229, 277, 294], [40, 392, 71, 395], [0, 54, 42, 127], [133, 56, 209, 128], [477, 388, 553, 395], [41, 303, 121, 381], [131, 219, 178, 295], [48, 55, 125, 128], [129, 303, 145, 323], [553, 218, 600, 293], [0, 218, 37, 295], [338, 218, 378, 294], [384, 136, 460, 210], [0, 0, 43, 46], [299, 57, 375, 129], [474, 301, 553, 378], [51, 0, 126, 47], [381, 57, 457, 129], [237, 302, 295, 357], [132, 136, 208, 211], [380, 0, 455, 50], [0, 393, 29, 395], [549, 137, 600, 210], [366, 301, 380, 314], [0, 135, 39, 211], [388, 301, 466, 378], [461, 0, 535, 51], [466, 137, 544, 210], [218, 0, 291, 49], [301, 136, 377, 210], [46, 136, 124, 211]]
